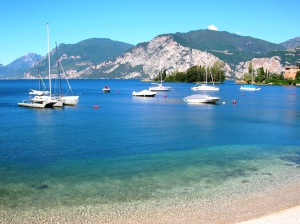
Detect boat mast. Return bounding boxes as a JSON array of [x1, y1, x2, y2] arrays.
[[47, 23, 51, 95], [55, 42, 63, 96], [205, 51, 208, 85]]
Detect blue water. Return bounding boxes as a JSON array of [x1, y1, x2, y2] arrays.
[[1, 79, 300, 209]]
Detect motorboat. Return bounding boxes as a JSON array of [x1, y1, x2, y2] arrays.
[[183, 94, 221, 104], [102, 86, 111, 93], [132, 89, 156, 97], [240, 84, 261, 91]]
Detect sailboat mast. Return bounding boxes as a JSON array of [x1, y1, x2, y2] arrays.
[[47, 23, 51, 95], [55, 42, 63, 96], [205, 51, 208, 85]]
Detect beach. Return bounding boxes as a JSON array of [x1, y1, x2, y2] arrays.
[[1, 179, 300, 224]]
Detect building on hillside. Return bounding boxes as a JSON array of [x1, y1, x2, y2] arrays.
[[284, 66, 300, 79]]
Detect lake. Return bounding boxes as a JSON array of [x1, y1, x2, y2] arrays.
[[1, 79, 300, 217]]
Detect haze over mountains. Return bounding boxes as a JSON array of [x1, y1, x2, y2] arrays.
[[0, 29, 299, 79]]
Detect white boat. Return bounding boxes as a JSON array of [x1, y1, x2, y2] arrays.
[[102, 86, 111, 93], [149, 83, 171, 91], [61, 95, 79, 106], [55, 43, 79, 106], [132, 89, 156, 97], [240, 84, 261, 91], [191, 52, 219, 91], [149, 73, 171, 91], [191, 84, 219, 91], [183, 94, 221, 104]]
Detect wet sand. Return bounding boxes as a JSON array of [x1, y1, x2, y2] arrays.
[[1, 180, 300, 224]]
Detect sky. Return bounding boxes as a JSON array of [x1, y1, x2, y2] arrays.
[[0, 0, 299, 66]]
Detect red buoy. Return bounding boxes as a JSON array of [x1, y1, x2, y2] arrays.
[[232, 100, 237, 104], [93, 105, 99, 109]]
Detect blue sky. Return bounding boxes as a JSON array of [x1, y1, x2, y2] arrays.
[[0, 0, 299, 65]]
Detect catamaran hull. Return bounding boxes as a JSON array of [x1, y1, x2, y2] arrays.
[[18, 101, 48, 108]]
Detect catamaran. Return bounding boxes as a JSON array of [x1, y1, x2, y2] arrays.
[[18, 23, 64, 108]]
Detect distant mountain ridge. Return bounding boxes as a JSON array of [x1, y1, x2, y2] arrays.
[[1, 29, 299, 79], [280, 37, 300, 49], [172, 30, 286, 66], [0, 53, 42, 79]]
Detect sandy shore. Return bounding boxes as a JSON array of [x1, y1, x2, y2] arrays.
[[1, 180, 300, 224]]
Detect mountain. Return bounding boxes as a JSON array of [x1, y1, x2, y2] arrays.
[[280, 37, 300, 49], [0, 53, 42, 79], [1, 30, 300, 80], [172, 30, 286, 67], [1, 38, 134, 79], [6, 53, 42, 70], [77, 30, 293, 79], [80, 34, 232, 79]]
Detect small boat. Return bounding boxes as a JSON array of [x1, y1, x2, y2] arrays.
[[132, 89, 156, 97], [183, 94, 221, 104], [240, 84, 261, 91], [102, 86, 111, 93], [149, 73, 171, 91]]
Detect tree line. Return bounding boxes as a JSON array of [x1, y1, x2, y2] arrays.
[[243, 62, 300, 85], [154, 61, 226, 83]]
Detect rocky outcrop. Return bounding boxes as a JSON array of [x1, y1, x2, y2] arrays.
[[234, 56, 284, 79]]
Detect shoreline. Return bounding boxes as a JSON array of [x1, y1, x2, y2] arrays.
[[2, 180, 300, 224]]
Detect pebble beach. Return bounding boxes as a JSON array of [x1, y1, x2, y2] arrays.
[[2, 171, 300, 224]]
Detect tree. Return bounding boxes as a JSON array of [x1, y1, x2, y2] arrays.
[[248, 62, 253, 74], [296, 71, 300, 81], [243, 73, 252, 84]]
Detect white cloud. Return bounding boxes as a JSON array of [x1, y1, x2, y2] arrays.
[[207, 25, 218, 31]]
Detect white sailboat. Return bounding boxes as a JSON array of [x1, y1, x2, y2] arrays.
[[191, 52, 219, 91], [55, 43, 79, 106], [149, 70, 171, 91]]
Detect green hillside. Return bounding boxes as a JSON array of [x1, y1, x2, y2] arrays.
[[172, 29, 286, 66], [30, 38, 134, 77]]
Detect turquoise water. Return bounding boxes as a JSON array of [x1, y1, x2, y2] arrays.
[[1, 79, 300, 210]]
